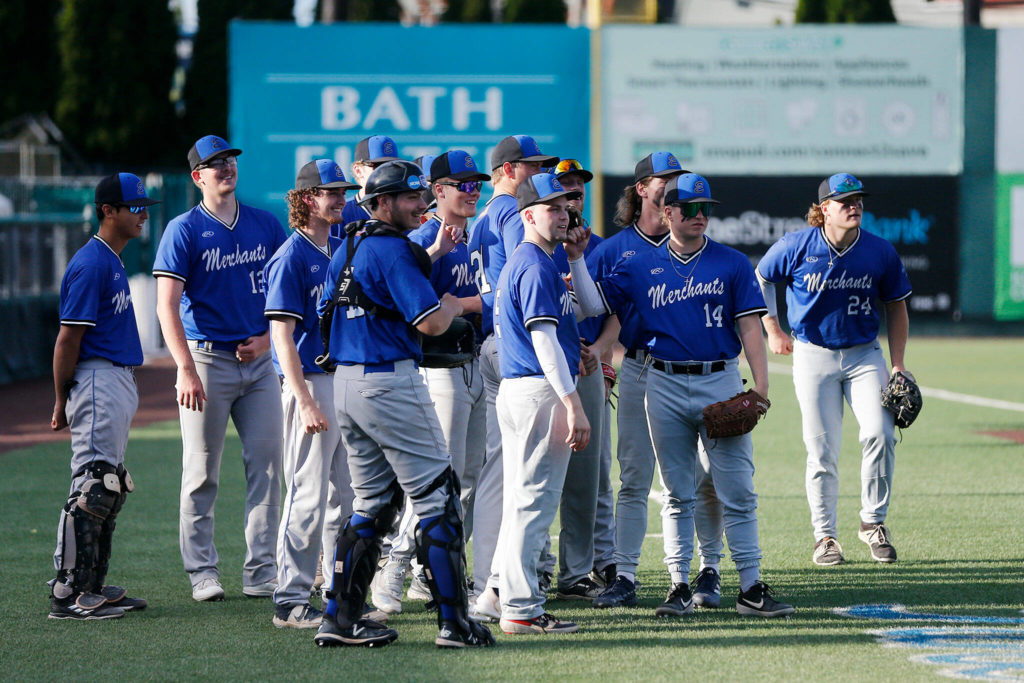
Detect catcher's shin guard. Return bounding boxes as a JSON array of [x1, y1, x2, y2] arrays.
[[52, 462, 122, 599], [325, 480, 403, 624], [92, 465, 134, 592]]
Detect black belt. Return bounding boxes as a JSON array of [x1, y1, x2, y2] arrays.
[[625, 348, 647, 362], [651, 359, 726, 375], [191, 340, 244, 353]]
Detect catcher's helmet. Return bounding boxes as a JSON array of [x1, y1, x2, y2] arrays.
[[358, 160, 427, 206]]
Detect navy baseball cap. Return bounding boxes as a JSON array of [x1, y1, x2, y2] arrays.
[[94, 173, 160, 207], [491, 135, 558, 170], [516, 173, 582, 212], [818, 173, 868, 203], [664, 173, 720, 206], [188, 135, 242, 171], [295, 159, 360, 191], [634, 151, 684, 183], [431, 150, 491, 182], [355, 135, 400, 163], [552, 158, 594, 183]]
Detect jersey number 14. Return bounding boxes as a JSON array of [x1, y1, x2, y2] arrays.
[[703, 303, 724, 328]]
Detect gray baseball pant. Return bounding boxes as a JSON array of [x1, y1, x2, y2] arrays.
[[593, 398, 616, 573], [473, 334, 504, 592]]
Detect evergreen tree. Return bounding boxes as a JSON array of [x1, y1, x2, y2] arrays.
[[55, 0, 179, 167], [796, 0, 896, 23], [0, 0, 60, 122]]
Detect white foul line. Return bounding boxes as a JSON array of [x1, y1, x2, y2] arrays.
[[767, 362, 1024, 413]]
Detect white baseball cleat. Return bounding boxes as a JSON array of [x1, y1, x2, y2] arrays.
[[371, 559, 407, 614], [469, 586, 501, 623]]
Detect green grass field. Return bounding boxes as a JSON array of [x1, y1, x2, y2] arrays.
[[2, 338, 1022, 681]]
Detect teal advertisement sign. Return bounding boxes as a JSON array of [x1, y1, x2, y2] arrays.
[[229, 22, 590, 221], [602, 26, 964, 176]]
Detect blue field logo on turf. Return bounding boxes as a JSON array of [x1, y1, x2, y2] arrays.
[[837, 604, 1024, 680]]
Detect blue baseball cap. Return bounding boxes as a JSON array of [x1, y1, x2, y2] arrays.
[[94, 173, 160, 207], [516, 173, 582, 212], [188, 135, 242, 171], [430, 150, 491, 182], [491, 135, 559, 170], [818, 173, 868, 203], [664, 173, 720, 206], [414, 155, 438, 181], [295, 159, 360, 191], [634, 151, 685, 183], [355, 135, 400, 163]]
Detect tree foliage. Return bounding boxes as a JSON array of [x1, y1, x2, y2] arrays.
[[54, 0, 179, 167], [504, 0, 565, 22], [795, 0, 896, 23], [0, 0, 61, 123], [182, 0, 293, 145]]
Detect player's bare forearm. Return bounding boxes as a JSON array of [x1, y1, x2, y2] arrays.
[[457, 294, 482, 314], [417, 293, 464, 336], [270, 318, 327, 434], [562, 391, 591, 452], [156, 277, 206, 411], [761, 315, 793, 355], [885, 299, 910, 374], [738, 314, 770, 397], [51, 325, 85, 430]]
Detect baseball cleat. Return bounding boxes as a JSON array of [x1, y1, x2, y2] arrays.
[[537, 571, 554, 594], [589, 564, 616, 589], [500, 612, 579, 635], [859, 523, 897, 563], [314, 616, 398, 648], [99, 585, 147, 611], [469, 586, 501, 623], [242, 579, 278, 598], [736, 581, 795, 618], [691, 567, 721, 608], [555, 577, 603, 601], [406, 571, 433, 601], [435, 619, 496, 648], [192, 578, 225, 602], [274, 603, 323, 629], [371, 560, 407, 614], [655, 583, 694, 618], [592, 576, 638, 609], [49, 593, 125, 620], [813, 537, 846, 566], [363, 603, 389, 623]]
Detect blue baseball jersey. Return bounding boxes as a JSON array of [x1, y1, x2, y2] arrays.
[[756, 226, 912, 349], [409, 216, 482, 339], [153, 201, 287, 342], [495, 241, 581, 380], [59, 236, 144, 366], [587, 224, 670, 350], [263, 230, 338, 376], [598, 237, 767, 361], [318, 231, 441, 365], [332, 201, 371, 239], [467, 193, 521, 336]]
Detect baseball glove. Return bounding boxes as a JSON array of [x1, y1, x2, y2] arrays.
[[880, 371, 922, 428], [702, 389, 770, 439]]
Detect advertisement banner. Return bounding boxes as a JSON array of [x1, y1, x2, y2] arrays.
[[995, 174, 1024, 320], [229, 22, 590, 222], [602, 26, 963, 176], [600, 175, 958, 319]]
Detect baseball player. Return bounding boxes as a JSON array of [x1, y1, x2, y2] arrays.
[[48, 173, 157, 620], [371, 150, 489, 615], [466, 135, 558, 621], [314, 160, 493, 649], [756, 173, 912, 565], [571, 173, 796, 618], [586, 152, 685, 608], [546, 159, 609, 602], [264, 159, 361, 628], [494, 172, 588, 634], [337, 135, 401, 234], [153, 135, 287, 602]]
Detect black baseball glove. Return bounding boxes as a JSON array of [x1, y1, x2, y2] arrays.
[[880, 371, 922, 428]]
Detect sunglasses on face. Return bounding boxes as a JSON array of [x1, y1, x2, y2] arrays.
[[115, 205, 147, 214], [679, 202, 713, 218], [198, 156, 238, 170], [438, 181, 483, 193]]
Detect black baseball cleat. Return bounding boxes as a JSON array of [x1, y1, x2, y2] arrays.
[[655, 582, 694, 618], [100, 585, 148, 611], [49, 593, 125, 620], [736, 581, 795, 618], [435, 619, 496, 648], [592, 576, 638, 608], [314, 616, 398, 648], [555, 577, 603, 601], [691, 567, 722, 608]]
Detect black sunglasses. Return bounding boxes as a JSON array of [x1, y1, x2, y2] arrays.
[[438, 181, 483, 193]]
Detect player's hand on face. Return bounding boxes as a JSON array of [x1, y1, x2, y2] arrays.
[[176, 366, 207, 412], [51, 401, 69, 431], [579, 342, 599, 376], [236, 334, 270, 363]]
